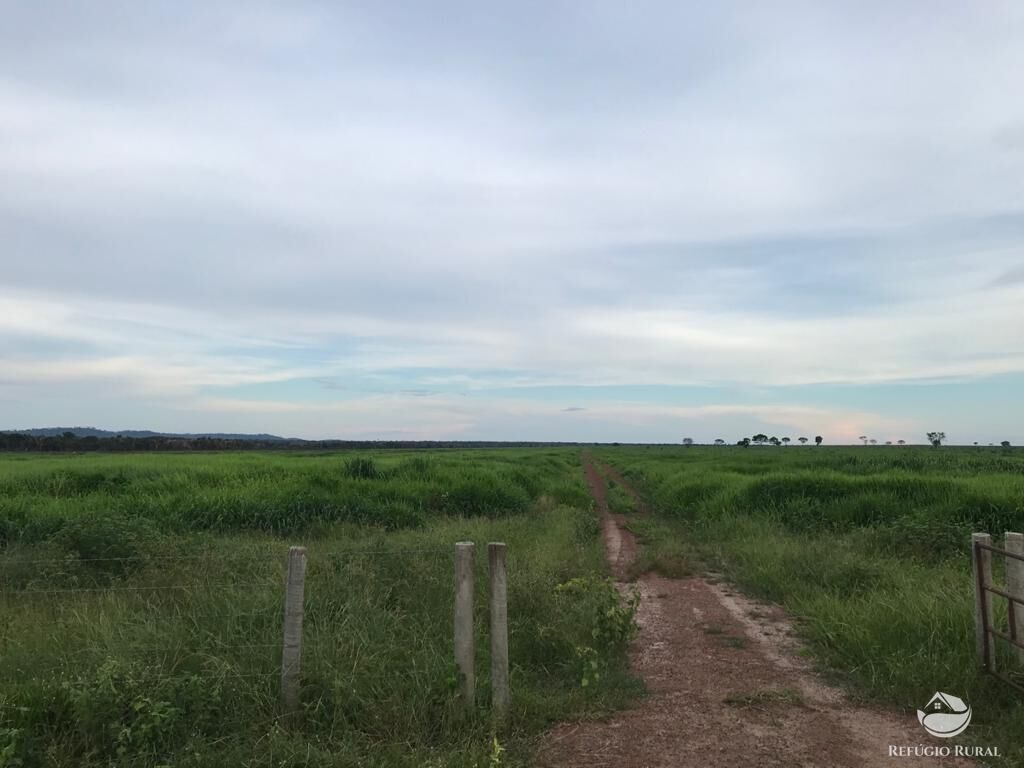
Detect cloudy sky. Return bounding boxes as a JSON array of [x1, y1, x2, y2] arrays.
[[2, 2, 1023, 443]]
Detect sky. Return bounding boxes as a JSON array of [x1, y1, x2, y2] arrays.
[[1, 2, 1023, 444]]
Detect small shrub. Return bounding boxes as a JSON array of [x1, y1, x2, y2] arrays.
[[554, 576, 639, 686], [60, 659, 225, 760], [2, 659, 233, 764]]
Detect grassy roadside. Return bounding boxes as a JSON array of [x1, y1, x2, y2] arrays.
[[0, 449, 641, 767], [598, 446, 1024, 764]]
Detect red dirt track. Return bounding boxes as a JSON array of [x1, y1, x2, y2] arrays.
[[536, 454, 973, 768]]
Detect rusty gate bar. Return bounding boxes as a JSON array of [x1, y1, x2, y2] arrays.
[[973, 537, 1024, 695], [975, 541, 1024, 564]]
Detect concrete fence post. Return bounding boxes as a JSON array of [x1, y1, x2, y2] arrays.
[[454, 541, 476, 711], [281, 546, 307, 718], [972, 533, 995, 671], [1005, 531, 1024, 664], [489, 542, 510, 723]]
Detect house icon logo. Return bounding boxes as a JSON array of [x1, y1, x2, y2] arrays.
[[917, 692, 972, 738]]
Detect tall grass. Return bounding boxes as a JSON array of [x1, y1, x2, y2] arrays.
[[601, 445, 1024, 762], [0, 450, 564, 544], [0, 449, 639, 767]]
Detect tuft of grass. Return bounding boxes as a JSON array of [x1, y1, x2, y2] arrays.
[[721, 635, 749, 649], [343, 456, 381, 480], [605, 482, 636, 517], [625, 518, 693, 580]]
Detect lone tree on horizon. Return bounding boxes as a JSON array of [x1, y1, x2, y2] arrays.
[[714, 438, 725, 446], [752, 433, 768, 445], [897, 439, 906, 446], [1002, 440, 1012, 448], [781, 437, 791, 446], [815, 435, 823, 446], [682, 437, 694, 447], [859, 435, 868, 446], [798, 436, 808, 445], [926, 431, 946, 447]]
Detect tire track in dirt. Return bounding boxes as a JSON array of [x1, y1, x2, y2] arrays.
[[583, 457, 635, 578], [536, 454, 973, 768]]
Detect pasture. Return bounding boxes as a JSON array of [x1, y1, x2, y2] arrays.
[[2, 445, 1023, 765], [0, 449, 638, 767], [599, 444, 1024, 760]]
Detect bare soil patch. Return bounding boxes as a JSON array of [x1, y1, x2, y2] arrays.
[[584, 457, 636, 578], [536, 455, 972, 768]]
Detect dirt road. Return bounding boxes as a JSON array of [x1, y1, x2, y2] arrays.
[[536, 455, 972, 768]]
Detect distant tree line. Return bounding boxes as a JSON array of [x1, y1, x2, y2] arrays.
[[692, 432, 1014, 448], [729, 434, 823, 447], [0, 432, 296, 452], [0, 433, 606, 453], [3, 431, 1015, 453]]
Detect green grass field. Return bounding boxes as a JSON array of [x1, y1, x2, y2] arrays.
[[598, 444, 1024, 761], [0, 449, 639, 767], [3, 446, 1023, 765]]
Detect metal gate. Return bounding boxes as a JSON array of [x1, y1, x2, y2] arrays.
[[972, 532, 1024, 693]]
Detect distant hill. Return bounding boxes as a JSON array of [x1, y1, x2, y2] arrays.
[[9, 427, 297, 442]]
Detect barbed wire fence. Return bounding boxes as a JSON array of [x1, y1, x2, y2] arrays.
[[0, 541, 510, 729]]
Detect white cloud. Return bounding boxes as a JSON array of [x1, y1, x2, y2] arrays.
[[2, 2, 1024, 440]]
